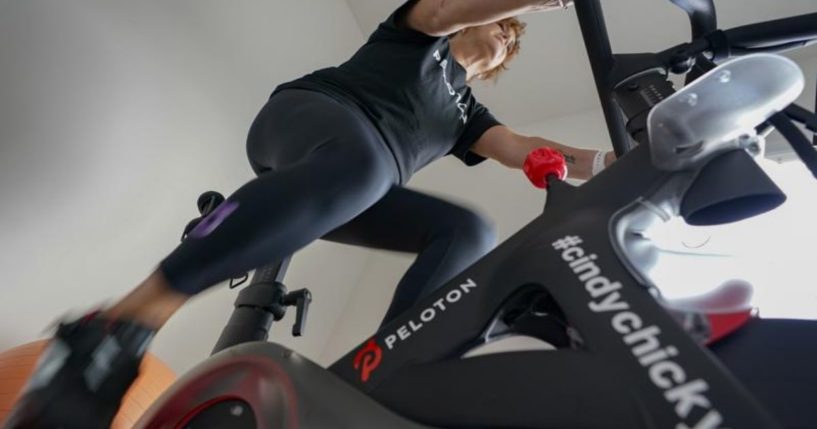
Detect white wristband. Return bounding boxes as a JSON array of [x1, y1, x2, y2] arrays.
[[591, 151, 607, 176], [556, 0, 571, 9]]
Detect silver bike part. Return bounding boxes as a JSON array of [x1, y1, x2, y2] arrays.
[[648, 54, 804, 171]]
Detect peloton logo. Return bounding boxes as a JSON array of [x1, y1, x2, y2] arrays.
[[552, 235, 726, 429], [352, 278, 478, 382], [384, 278, 477, 350], [433, 49, 469, 124], [353, 339, 382, 383]]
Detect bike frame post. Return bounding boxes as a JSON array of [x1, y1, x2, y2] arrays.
[[211, 257, 292, 355], [574, 0, 633, 155]]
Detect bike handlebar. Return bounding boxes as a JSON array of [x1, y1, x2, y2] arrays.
[[669, 0, 717, 39], [575, 0, 817, 156]]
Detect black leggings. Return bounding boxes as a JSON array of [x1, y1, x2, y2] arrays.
[[158, 89, 495, 325]]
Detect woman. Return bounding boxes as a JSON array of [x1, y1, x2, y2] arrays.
[[5, 0, 613, 427]]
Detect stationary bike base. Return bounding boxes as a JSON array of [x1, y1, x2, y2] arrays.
[[134, 342, 430, 429]]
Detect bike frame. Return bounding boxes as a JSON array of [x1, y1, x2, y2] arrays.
[[329, 145, 781, 428], [573, 0, 817, 154], [201, 1, 817, 427], [325, 3, 817, 427]]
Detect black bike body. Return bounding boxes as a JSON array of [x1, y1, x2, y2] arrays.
[[327, 144, 782, 429], [135, 1, 817, 428]]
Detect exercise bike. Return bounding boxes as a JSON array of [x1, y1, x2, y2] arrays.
[[134, 1, 817, 428]]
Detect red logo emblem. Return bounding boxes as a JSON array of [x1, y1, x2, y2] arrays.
[[353, 339, 382, 383]]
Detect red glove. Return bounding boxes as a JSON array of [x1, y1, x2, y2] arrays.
[[523, 147, 567, 189]]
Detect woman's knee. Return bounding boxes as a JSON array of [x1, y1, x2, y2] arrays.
[[444, 207, 497, 256]]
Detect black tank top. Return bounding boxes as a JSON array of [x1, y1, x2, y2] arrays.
[[274, 1, 502, 183]]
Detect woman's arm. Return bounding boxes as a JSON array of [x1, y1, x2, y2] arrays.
[[405, 0, 571, 37], [472, 125, 615, 181]]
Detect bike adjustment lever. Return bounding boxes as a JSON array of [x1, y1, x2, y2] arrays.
[[283, 289, 312, 337]]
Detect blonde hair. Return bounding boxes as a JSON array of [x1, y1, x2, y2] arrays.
[[481, 17, 526, 82], [453, 17, 527, 82]]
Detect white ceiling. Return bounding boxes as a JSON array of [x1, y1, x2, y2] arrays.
[[345, 0, 817, 128]]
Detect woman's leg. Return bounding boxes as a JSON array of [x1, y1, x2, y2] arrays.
[[103, 270, 186, 330], [5, 89, 399, 428], [323, 186, 496, 326], [105, 90, 400, 330], [368, 319, 817, 429], [710, 318, 817, 428]]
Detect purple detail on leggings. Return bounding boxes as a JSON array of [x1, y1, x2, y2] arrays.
[[189, 200, 240, 239]]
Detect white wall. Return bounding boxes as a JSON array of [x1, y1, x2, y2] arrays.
[[0, 0, 368, 373]]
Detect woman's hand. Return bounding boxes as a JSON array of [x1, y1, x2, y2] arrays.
[[472, 126, 608, 181], [406, 0, 574, 37]]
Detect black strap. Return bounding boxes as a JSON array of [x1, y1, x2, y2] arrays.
[[769, 112, 817, 180]]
